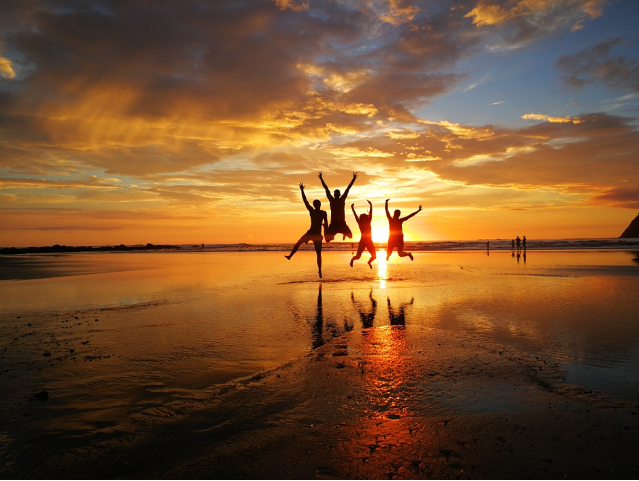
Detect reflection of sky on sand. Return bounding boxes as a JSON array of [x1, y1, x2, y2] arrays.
[[1, 250, 638, 406]]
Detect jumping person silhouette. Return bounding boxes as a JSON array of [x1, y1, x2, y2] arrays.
[[285, 183, 328, 278], [350, 200, 376, 268], [385, 199, 422, 261], [318, 171, 357, 242]]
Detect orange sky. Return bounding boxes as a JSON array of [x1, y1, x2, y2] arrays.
[[1, 1, 638, 247]]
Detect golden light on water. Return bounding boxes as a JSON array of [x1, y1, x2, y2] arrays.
[[376, 250, 388, 289]]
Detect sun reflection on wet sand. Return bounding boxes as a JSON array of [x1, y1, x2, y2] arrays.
[[376, 250, 388, 288], [343, 324, 433, 474]]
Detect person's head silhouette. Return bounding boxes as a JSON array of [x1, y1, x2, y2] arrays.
[[313, 199, 321, 209], [360, 213, 368, 222], [393, 209, 401, 219], [334, 189, 341, 199]]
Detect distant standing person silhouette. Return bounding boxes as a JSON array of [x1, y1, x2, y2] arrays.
[[319, 171, 357, 242], [523, 236, 527, 251], [516, 236, 521, 252], [350, 200, 376, 268], [285, 183, 328, 278], [385, 199, 422, 261]]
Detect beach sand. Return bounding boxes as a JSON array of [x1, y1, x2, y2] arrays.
[[3, 315, 638, 479], [2, 251, 639, 478]]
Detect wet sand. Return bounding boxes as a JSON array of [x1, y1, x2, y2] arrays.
[[3, 318, 639, 479], [1, 251, 639, 478]]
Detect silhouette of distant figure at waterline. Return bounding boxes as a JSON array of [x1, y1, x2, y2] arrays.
[[285, 183, 328, 279], [523, 235, 527, 251], [350, 200, 376, 268], [388, 297, 414, 326], [385, 199, 422, 261], [352, 290, 377, 329], [319, 171, 357, 242]]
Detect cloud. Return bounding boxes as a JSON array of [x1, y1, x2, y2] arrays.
[[0, 55, 15, 79], [465, 0, 606, 50], [590, 188, 639, 209], [556, 38, 639, 92], [522, 113, 581, 123], [273, 0, 309, 12], [489, 101, 504, 105]]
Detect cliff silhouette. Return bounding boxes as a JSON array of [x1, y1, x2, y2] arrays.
[[620, 213, 639, 238]]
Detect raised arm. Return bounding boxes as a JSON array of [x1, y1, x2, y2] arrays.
[[367, 199, 372, 218], [385, 199, 391, 221], [342, 171, 358, 200], [351, 203, 359, 223], [318, 171, 333, 201], [300, 183, 312, 212], [400, 205, 422, 222]]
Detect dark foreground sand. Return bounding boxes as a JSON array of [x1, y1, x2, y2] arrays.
[[5, 325, 639, 479]]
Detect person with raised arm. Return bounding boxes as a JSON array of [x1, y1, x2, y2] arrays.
[[350, 200, 376, 269], [285, 183, 328, 278], [385, 199, 422, 261], [318, 171, 357, 242]]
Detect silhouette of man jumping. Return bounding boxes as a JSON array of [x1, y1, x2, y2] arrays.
[[285, 183, 328, 278], [318, 171, 357, 242], [385, 199, 422, 261], [350, 200, 376, 268]]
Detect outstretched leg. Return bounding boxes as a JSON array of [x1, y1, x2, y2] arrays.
[[386, 243, 394, 261], [342, 225, 353, 241], [366, 242, 377, 268], [350, 242, 366, 267], [285, 236, 305, 259], [396, 237, 413, 261], [324, 224, 335, 243], [397, 249, 413, 260]]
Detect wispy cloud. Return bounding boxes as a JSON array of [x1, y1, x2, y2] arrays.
[[556, 38, 639, 92], [522, 113, 581, 124]]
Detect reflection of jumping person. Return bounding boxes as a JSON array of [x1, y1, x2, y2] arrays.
[[285, 183, 328, 279], [351, 290, 377, 329], [385, 199, 422, 261], [350, 200, 376, 269], [318, 171, 357, 242], [388, 297, 414, 326]]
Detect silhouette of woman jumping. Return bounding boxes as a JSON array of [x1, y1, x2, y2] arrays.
[[385, 199, 422, 261], [350, 200, 376, 268], [318, 171, 357, 242], [285, 183, 328, 278]]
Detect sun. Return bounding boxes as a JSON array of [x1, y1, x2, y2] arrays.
[[371, 225, 388, 243]]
